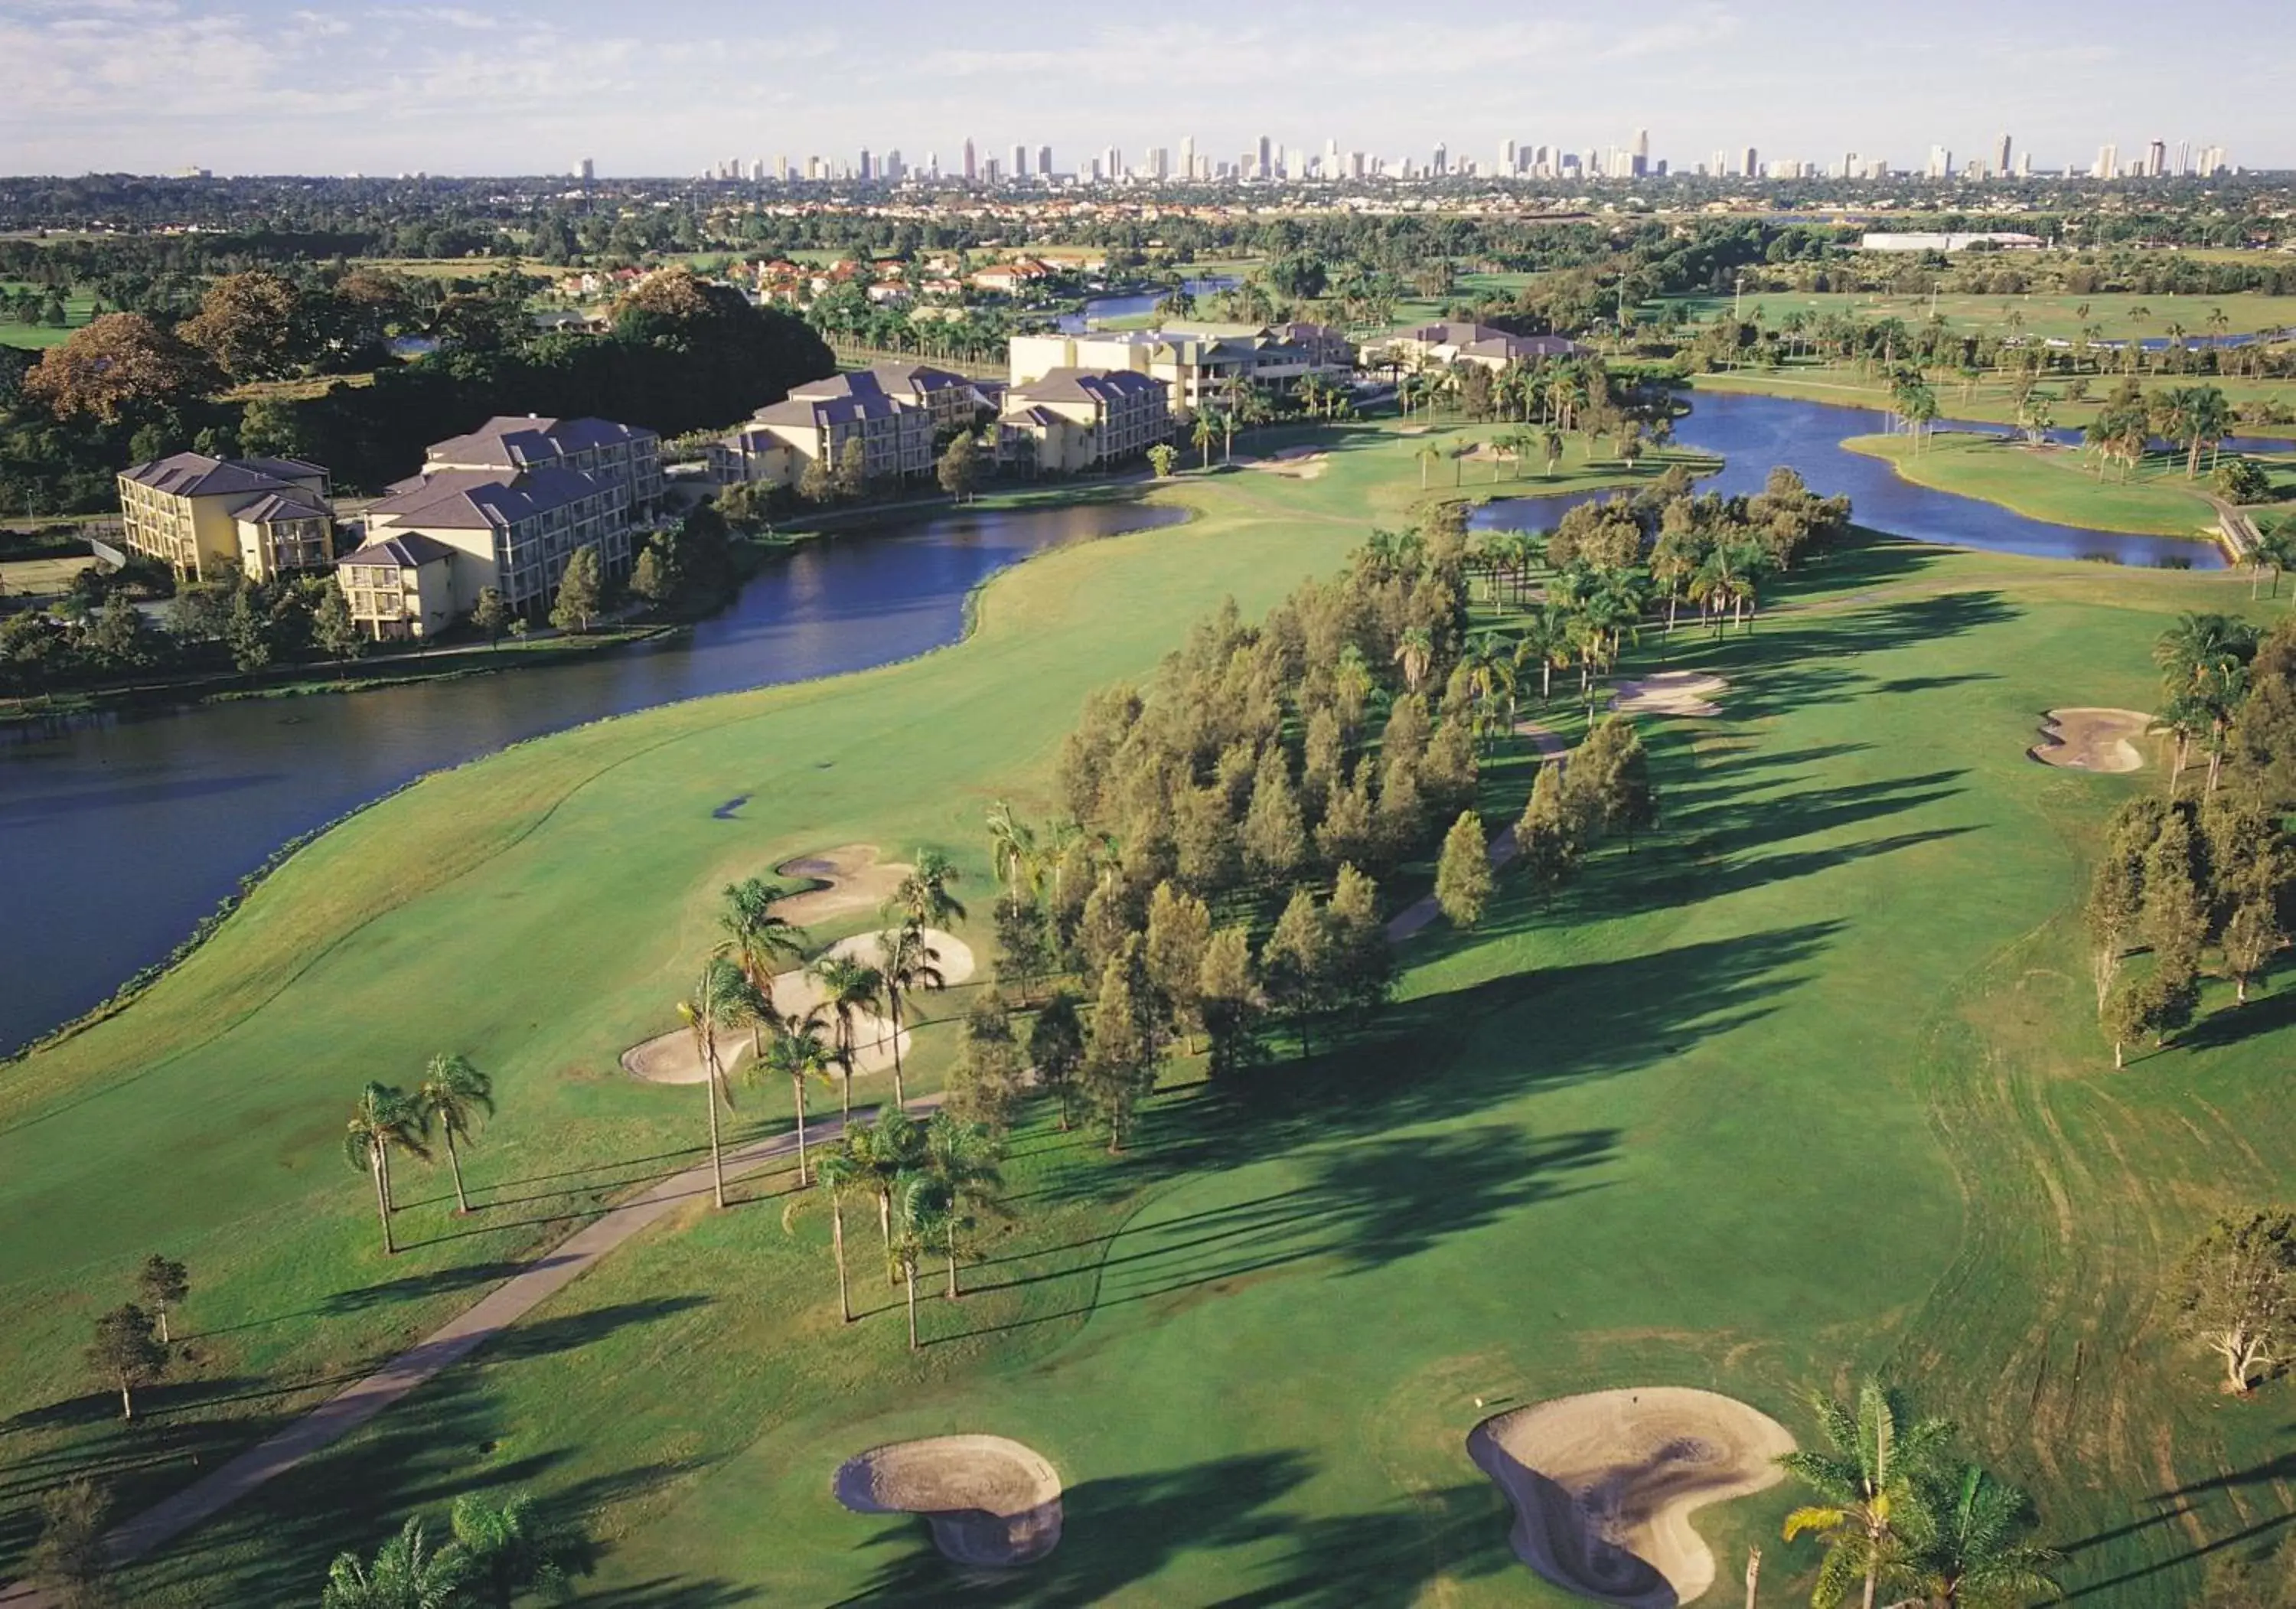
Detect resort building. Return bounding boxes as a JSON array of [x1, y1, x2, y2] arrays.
[[1006, 323, 1354, 412], [331, 532, 456, 641], [422, 416, 664, 515], [337, 415, 660, 635], [115, 453, 336, 583], [707, 364, 980, 489], [996, 368, 1172, 474], [1380, 322, 1587, 371]]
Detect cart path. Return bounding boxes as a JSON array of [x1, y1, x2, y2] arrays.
[[0, 1100, 912, 1607], [1384, 721, 1567, 942], [6, 725, 1579, 1604]]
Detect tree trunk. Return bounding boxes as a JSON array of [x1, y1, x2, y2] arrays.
[[156, 1305, 171, 1345], [705, 1049, 726, 1210], [947, 1221, 960, 1299], [879, 1190, 895, 1281], [793, 1078, 809, 1186], [889, 995, 906, 1111], [372, 1149, 396, 1255], [905, 1261, 919, 1350], [119, 1381, 134, 1421], [832, 1196, 852, 1322], [446, 1129, 469, 1216]]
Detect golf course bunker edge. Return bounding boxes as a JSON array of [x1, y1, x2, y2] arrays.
[[1467, 1387, 1795, 1608], [833, 1434, 1063, 1567]]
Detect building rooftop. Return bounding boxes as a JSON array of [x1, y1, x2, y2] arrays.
[[425, 415, 656, 471], [368, 465, 620, 530], [230, 491, 331, 525], [120, 452, 325, 500], [338, 532, 457, 570], [1006, 367, 1169, 405]]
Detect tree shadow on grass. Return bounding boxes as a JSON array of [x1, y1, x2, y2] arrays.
[[837, 1450, 1316, 1605], [837, 1449, 1510, 1608], [2167, 984, 2296, 1053]]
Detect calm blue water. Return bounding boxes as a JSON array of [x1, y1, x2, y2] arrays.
[[1470, 390, 2232, 570], [0, 501, 1182, 1055], [1058, 276, 1240, 334]]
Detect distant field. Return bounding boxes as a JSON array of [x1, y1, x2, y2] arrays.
[[1662, 289, 2296, 343], [0, 282, 96, 348], [361, 256, 546, 282]]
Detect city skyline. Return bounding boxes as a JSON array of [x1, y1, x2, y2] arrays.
[[2, 0, 2291, 177]]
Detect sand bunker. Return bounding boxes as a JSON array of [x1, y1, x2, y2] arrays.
[[769, 844, 912, 925], [622, 928, 976, 1085], [2030, 707, 2151, 773], [1469, 1388, 1794, 1609], [1237, 445, 1329, 480], [1609, 672, 1727, 719], [834, 1435, 1063, 1567]]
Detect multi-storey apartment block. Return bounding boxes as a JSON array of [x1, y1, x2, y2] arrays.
[[996, 368, 1172, 474], [116, 453, 335, 583]]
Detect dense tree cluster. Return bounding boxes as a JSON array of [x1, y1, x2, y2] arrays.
[[0, 266, 832, 513], [2086, 613, 2296, 1064]]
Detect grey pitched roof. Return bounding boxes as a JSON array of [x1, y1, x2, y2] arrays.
[[121, 452, 305, 500], [750, 392, 908, 429], [425, 415, 655, 470], [1009, 367, 1169, 405], [867, 360, 971, 394], [338, 532, 455, 569], [368, 465, 618, 530], [230, 492, 330, 525]]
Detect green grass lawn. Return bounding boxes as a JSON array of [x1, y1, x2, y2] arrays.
[[1661, 289, 2296, 345], [0, 282, 96, 348], [1841, 432, 2228, 537], [2, 417, 2292, 1605], [1692, 365, 2296, 435]]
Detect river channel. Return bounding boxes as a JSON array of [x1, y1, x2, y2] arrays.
[[0, 390, 2249, 1055]]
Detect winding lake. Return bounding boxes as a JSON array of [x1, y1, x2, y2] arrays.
[[0, 389, 2247, 1055], [1469, 389, 2232, 570], [0, 501, 1181, 1055]]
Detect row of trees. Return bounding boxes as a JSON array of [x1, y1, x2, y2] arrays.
[[2087, 613, 2296, 1063], [341, 1056, 496, 1254]]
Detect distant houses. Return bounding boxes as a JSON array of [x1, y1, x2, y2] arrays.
[[116, 454, 337, 583], [334, 415, 662, 640], [709, 362, 987, 491], [1380, 321, 1587, 371], [1009, 321, 1354, 412]]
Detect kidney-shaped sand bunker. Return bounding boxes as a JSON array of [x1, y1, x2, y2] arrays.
[[1469, 1387, 1795, 1608], [833, 1434, 1063, 1568]]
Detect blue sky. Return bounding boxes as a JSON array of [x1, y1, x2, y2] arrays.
[[3, 0, 2289, 178]]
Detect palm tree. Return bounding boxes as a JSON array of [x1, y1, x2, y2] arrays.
[[321, 1517, 467, 1609], [1415, 442, 1443, 490], [985, 800, 1041, 898], [1779, 1379, 1956, 1609], [2249, 523, 2296, 599], [1907, 1464, 2063, 1608], [413, 1053, 493, 1216], [811, 953, 885, 1118], [892, 848, 967, 931], [756, 1009, 833, 1185], [677, 955, 756, 1210], [923, 1111, 1003, 1298], [447, 1490, 585, 1609], [891, 1174, 941, 1350], [1393, 625, 1434, 694], [717, 878, 807, 1051], [875, 921, 946, 1111], [1191, 410, 1220, 468], [343, 1083, 429, 1256], [850, 1108, 926, 1279], [814, 1138, 864, 1322]]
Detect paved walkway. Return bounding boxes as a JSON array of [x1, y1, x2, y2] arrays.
[[3, 724, 1586, 1603], [0, 1103, 902, 1607], [1384, 722, 1567, 942]]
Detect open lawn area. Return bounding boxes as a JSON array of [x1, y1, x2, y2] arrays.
[[2, 417, 2293, 1605], [1842, 432, 2232, 537], [0, 284, 96, 349], [1660, 289, 2296, 344]]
